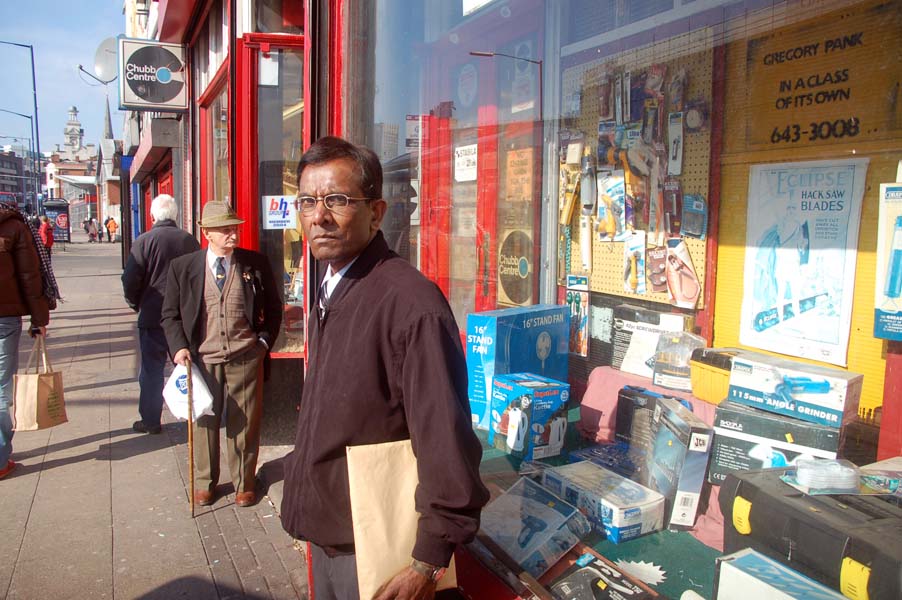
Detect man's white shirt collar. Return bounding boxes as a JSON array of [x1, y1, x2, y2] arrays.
[[206, 249, 232, 275], [321, 257, 358, 300]]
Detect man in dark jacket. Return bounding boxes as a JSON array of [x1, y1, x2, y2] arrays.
[[161, 201, 281, 508], [122, 194, 200, 434], [281, 137, 488, 599], [0, 201, 49, 480]]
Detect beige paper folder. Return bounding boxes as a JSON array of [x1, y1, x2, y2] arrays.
[[346, 439, 457, 599]]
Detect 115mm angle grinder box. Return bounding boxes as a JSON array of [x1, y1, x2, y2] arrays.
[[466, 305, 569, 430], [727, 352, 862, 428]]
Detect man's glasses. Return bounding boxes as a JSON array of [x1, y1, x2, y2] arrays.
[[295, 194, 374, 214]]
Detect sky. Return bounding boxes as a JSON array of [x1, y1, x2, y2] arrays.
[[0, 1, 125, 156]]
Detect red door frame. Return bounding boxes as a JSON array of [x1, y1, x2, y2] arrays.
[[197, 59, 230, 221], [234, 32, 309, 251]]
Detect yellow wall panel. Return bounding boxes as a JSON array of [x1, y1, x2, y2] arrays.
[[713, 0, 902, 413]]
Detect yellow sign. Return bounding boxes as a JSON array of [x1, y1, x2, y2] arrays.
[[745, 0, 901, 149]]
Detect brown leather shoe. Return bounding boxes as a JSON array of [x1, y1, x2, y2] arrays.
[[235, 491, 257, 507], [194, 489, 215, 506]]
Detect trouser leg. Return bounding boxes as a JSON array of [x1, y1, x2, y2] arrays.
[[137, 327, 168, 427], [309, 543, 360, 600], [194, 361, 225, 492], [0, 317, 22, 465], [223, 346, 264, 492]]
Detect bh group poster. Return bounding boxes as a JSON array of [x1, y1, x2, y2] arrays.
[[739, 158, 868, 366]]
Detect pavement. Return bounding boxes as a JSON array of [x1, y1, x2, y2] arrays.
[[0, 232, 308, 599]]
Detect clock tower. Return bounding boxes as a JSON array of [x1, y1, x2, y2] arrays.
[[63, 106, 84, 153]]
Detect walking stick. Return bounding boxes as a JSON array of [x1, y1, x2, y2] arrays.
[[186, 356, 196, 519]]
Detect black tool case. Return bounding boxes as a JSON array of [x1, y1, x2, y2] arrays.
[[719, 468, 902, 600]]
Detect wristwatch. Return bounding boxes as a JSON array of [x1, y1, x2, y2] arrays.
[[410, 559, 446, 583]]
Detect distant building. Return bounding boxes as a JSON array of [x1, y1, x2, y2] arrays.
[[0, 151, 26, 209]]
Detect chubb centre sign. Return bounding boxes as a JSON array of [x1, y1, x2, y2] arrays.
[[118, 38, 188, 112]]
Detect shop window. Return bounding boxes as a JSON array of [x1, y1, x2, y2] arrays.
[[254, 0, 303, 34], [255, 47, 305, 354], [193, 0, 228, 96]]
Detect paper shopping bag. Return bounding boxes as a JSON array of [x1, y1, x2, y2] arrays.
[[13, 336, 67, 431], [163, 363, 214, 421], [346, 439, 456, 599]]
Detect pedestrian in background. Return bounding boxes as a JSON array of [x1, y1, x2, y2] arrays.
[[161, 201, 281, 507], [106, 217, 118, 243], [92, 218, 102, 243], [39, 216, 54, 258], [87, 218, 98, 243], [122, 194, 200, 434], [0, 199, 50, 480]]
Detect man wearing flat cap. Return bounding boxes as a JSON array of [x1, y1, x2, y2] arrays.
[[162, 201, 281, 507]]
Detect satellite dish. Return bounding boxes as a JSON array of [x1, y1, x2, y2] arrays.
[[93, 37, 118, 82]]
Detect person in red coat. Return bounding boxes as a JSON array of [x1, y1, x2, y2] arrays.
[[39, 216, 54, 258]]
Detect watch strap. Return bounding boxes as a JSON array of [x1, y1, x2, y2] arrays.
[[410, 559, 445, 583]]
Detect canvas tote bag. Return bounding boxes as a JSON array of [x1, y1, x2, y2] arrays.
[[346, 439, 457, 599], [13, 335, 67, 431]]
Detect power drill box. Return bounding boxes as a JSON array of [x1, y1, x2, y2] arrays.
[[708, 399, 841, 485], [488, 373, 570, 461], [466, 305, 570, 430], [727, 352, 862, 428]]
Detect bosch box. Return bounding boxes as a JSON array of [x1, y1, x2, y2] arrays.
[[480, 476, 590, 578], [541, 461, 664, 543], [488, 373, 570, 461], [709, 400, 842, 485], [727, 352, 862, 428], [466, 305, 570, 430]]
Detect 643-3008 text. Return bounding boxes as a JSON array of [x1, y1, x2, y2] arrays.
[[771, 117, 860, 144]]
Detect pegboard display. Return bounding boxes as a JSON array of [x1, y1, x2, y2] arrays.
[[558, 28, 715, 310]]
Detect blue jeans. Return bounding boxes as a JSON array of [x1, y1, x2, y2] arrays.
[[0, 316, 23, 465], [138, 327, 169, 428]]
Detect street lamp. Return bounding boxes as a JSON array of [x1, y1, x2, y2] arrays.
[[0, 40, 43, 213], [0, 107, 37, 213]]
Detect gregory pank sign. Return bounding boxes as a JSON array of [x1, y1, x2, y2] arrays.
[[118, 38, 188, 112]]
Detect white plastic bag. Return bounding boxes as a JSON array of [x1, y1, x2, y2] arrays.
[[163, 363, 214, 421]]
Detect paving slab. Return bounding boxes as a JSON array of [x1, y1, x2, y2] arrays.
[[0, 236, 307, 599]]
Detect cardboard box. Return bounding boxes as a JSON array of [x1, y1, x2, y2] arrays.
[[611, 305, 693, 378], [466, 305, 570, 429], [709, 400, 841, 485], [727, 352, 862, 428], [714, 548, 845, 600], [647, 397, 713, 529], [541, 461, 664, 543], [479, 477, 590, 578], [489, 373, 570, 461]]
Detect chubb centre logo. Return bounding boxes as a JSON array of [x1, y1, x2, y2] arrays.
[[119, 39, 188, 110]]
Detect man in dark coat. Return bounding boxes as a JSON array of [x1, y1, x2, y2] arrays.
[[122, 194, 200, 434], [161, 201, 281, 508]]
